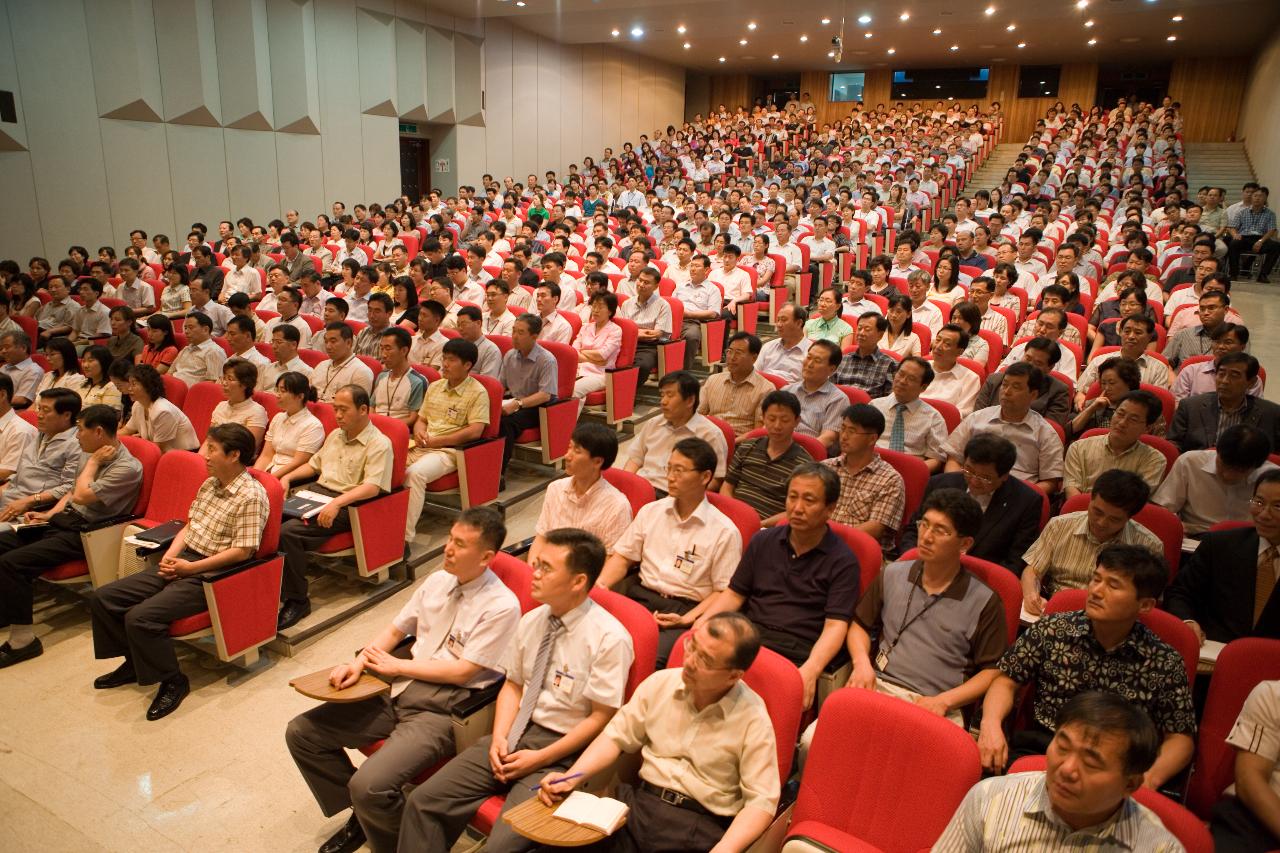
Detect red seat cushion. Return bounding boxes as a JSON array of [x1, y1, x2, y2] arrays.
[[584, 391, 605, 405], [169, 612, 211, 636], [40, 560, 89, 581], [515, 428, 540, 443], [471, 795, 505, 834], [426, 472, 459, 492], [316, 532, 355, 553]]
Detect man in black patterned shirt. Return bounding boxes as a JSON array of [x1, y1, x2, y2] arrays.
[[977, 544, 1196, 790]]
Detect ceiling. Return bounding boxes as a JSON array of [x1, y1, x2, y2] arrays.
[[418, 0, 1278, 72]]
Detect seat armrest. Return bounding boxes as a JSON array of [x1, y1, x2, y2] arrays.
[[453, 679, 505, 718], [504, 537, 535, 558], [199, 552, 283, 583], [81, 512, 142, 533]]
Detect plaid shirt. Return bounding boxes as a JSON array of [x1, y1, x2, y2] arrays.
[[820, 453, 905, 549], [999, 610, 1196, 736], [1231, 205, 1276, 236], [834, 349, 897, 398], [184, 470, 269, 558]]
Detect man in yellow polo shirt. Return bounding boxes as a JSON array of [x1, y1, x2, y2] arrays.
[[403, 338, 490, 542]]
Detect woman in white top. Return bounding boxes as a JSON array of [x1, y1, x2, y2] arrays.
[[120, 363, 200, 451], [257, 370, 325, 479], [211, 358, 269, 449], [927, 255, 967, 307], [79, 345, 123, 411], [37, 337, 89, 395], [159, 265, 193, 317], [880, 294, 922, 358], [951, 301, 991, 367]]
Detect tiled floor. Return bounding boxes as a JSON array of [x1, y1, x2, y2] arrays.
[[2, 286, 1277, 852]]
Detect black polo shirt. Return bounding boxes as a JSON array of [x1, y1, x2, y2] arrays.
[[728, 525, 859, 650]]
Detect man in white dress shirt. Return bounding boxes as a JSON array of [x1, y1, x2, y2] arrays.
[[927, 325, 984, 417], [310, 323, 375, 402], [624, 371, 729, 495], [169, 313, 227, 387], [871, 356, 949, 473], [756, 304, 812, 384], [907, 271, 944, 337]]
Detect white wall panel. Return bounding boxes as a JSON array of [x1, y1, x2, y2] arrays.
[[166, 124, 230, 236], [396, 18, 429, 122], [601, 52, 623, 155], [454, 33, 485, 126], [100, 120, 175, 248], [536, 37, 562, 181], [425, 25, 456, 124], [0, 3, 29, 152], [267, 0, 322, 134], [156, 0, 222, 126], [0, 156, 41, 259], [357, 7, 397, 117], [482, 20, 514, 181], [509, 27, 540, 181], [224, 129, 281, 225], [214, 0, 274, 130], [361, 115, 400, 201], [314, 0, 364, 208], [276, 134, 326, 221], [84, 0, 163, 122]]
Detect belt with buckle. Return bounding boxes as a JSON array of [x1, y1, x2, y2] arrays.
[[639, 781, 730, 825]]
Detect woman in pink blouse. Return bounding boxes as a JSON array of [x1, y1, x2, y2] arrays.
[[572, 291, 622, 414], [741, 234, 776, 301]]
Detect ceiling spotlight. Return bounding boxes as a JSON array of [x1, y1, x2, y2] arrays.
[[1087, 37, 1097, 44], [630, 26, 643, 36], [739, 38, 748, 44], [800, 34, 808, 42], [610, 28, 619, 37], [747, 21, 757, 30], [984, 6, 995, 15], [864, 31, 873, 38], [899, 12, 910, 21], [887, 47, 896, 54], [676, 24, 686, 33], [950, 44, 959, 50], [1076, 0, 1087, 8], [1017, 41, 1026, 48], [932, 28, 942, 35], [772, 53, 780, 59], [827, 50, 835, 57], [718, 56, 726, 62], [822, 17, 832, 24], [1084, 19, 1095, 27], [1167, 34, 1177, 40], [1171, 14, 1182, 21], [857, 14, 872, 24], [514, 1, 525, 5], [683, 42, 691, 48], [935, 84, 942, 89], [1006, 23, 1016, 30]]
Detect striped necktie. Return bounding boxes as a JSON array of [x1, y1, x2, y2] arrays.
[[507, 614, 564, 751], [890, 402, 908, 452], [1256, 546, 1278, 626]]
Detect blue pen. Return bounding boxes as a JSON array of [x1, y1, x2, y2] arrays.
[[529, 771, 585, 790]]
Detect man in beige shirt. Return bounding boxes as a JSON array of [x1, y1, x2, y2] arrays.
[[698, 332, 773, 438], [276, 385, 393, 630], [540, 613, 781, 853], [1063, 390, 1168, 497], [310, 323, 375, 402]]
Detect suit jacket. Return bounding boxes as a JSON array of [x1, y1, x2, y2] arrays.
[[281, 251, 312, 282], [975, 370, 1072, 430], [1167, 392, 1280, 452], [1165, 527, 1280, 642], [898, 472, 1044, 574]]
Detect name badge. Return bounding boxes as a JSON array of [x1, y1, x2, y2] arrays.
[[552, 667, 576, 694], [446, 630, 466, 655], [673, 546, 699, 574], [447, 405, 460, 420], [874, 649, 890, 672]]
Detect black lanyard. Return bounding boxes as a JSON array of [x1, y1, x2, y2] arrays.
[[881, 573, 955, 657]]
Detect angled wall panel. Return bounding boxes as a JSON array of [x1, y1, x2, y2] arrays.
[[225, 129, 281, 225], [454, 33, 484, 127], [276, 134, 325, 223], [84, 0, 163, 123], [536, 37, 561, 182], [509, 27, 539, 181], [558, 44, 583, 174], [357, 7, 397, 117], [166, 124, 229, 237], [360, 114, 399, 201], [214, 0, 275, 130], [482, 20, 514, 181], [314, 0, 364, 209], [267, 0, 321, 134], [578, 44, 604, 167], [156, 0, 222, 127], [0, 3, 29, 152], [425, 25, 456, 124], [0, 155, 42, 257], [100, 120, 175, 248], [396, 18, 429, 122]]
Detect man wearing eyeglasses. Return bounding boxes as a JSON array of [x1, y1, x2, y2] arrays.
[[1155, 423, 1278, 537]]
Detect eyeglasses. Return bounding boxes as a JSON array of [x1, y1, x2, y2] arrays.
[[915, 519, 958, 538], [961, 465, 996, 485], [1250, 498, 1280, 514], [839, 425, 878, 437], [682, 634, 732, 671], [665, 464, 696, 476]]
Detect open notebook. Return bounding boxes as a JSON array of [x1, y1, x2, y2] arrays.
[[552, 791, 629, 835]]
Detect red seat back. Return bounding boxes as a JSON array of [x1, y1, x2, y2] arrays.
[[1079, 428, 1178, 476], [740, 428, 827, 461], [829, 522, 883, 596], [705, 414, 735, 469], [611, 317, 638, 368], [369, 414, 409, 490], [307, 401, 338, 436], [875, 447, 929, 539], [601, 468, 655, 517], [161, 374, 188, 410], [182, 381, 224, 442], [704, 492, 761, 551], [588, 587, 658, 699], [921, 397, 961, 434], [118, 436, 163, 516], [247, 467, 284, 555], [540, 340, 578, 398], [298, 349, 327, 368], [1044, 589, 1198, 686], [472, 374, 503, 440], [792, 688, 980, 851], [489, 552, 538, 614], [143, 451, 208, 522], [668, 632, 804, 780]]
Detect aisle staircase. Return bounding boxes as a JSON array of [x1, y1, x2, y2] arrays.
[[1183, 142, 1255, 197], [964, 142, 1025, 198]]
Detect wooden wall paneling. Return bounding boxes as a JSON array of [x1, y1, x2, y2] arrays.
[[1169, 57, 1249, 143], [482, 20, 514, 181]]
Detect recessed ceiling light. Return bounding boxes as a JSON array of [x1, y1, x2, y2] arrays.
[[683, 42, 691, 48], [887, 47, 896, 54], [1167, 34, 1177, 40], [630, 26, 643, 37], [899, 12, 910, 21], [718, 56, 726, 62], [1017, 41, 1026, 48], [1087, 37, 1097, 44], [935, 84, 942, 89], [984, 6, 996, 15], [822, 17, 832, 24], [747, 21, 757, 30], [1084, 19, 1095, 27], [827, 50, 835, 57], [857, 14, 872, 24], [676, 24, 686, 33], [771, 53, 780, 59], [610, 28, 619, 37], [932, 28, 942, 35], [950, 44, 959, 50], [864, 31, 873, 38], [514, 1, 524, 5], [1006, 23, 1016, 31], [739, 38, 748, 44], [1076, 0, 1087, 7], [1171, 14, 1182, 21], [799, 34, 808, 41]]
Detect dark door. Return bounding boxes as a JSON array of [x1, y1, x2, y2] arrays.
[[400, 137, 430, 200]]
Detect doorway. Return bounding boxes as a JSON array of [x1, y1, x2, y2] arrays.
[[400, 136, 430, 200]]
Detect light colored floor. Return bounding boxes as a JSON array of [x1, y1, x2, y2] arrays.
[[3, 282, 1278, 852]]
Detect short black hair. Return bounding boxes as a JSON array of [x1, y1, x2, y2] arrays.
[[809, 338, 842, 368], [787, 462, 841, 505], [1117, 390, 1161, 426], [324, 321, 354, 341], [79, 403, 121, 436], [919, 488, 982, 539], [1218, 424, 1273, 470], [963, 433, 1018, 476], [127, 363, 166, 401], [207, 423, 257, 465], [658, 370, 700, 406], [1092, 469, 1151, 517], [672, 436, 717, 475], [380, 326, 412, 350], [186, 311, 213, 331], [570, 422, 619, 469], [761, 389, 801, 419], [37, 387, 83, 421], [1096, 543, 1167, 600], [457, 505, 507, 553], [1054, 690, 1160, 777], [542, 527, 607, 586], [704, 612, 762, 671], [842, 402, 886, 436], [728, 332, 762, 355], [442, 337, 478, 368], [1004, 360, 1043, 393], [1219, 351, 1261, 381]]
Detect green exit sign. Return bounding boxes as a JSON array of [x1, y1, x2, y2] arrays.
[[399, 123, 418, 134]]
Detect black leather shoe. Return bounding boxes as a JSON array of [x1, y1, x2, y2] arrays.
[[319, 814, 366, 853], [0, 638, 42, 668], [1259, 274, 1272, 284], [94, 661, 138, 689], [146, 675, 190, 721], [277, 599, 312, 632]]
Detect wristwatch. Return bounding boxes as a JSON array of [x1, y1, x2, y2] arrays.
[[515, 399, 524, 410]]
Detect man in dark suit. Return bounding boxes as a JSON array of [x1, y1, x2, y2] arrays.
[[900, 433, 1043, 573], [973, 337, 1072, 429], [1165, 469, 1280, 645], [1168, 352, 1280, 452]]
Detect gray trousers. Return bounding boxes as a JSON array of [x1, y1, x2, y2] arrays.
[[89, 562, 209, 686], [285, 680, 469, 853], [397, 724, 571, 853]]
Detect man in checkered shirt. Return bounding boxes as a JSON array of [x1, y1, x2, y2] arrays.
[[89, 423, 269, 722]]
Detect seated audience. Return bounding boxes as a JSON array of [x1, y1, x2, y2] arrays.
[[782, 340, 846, 449], [369, 326, 426, 429], [1166, 469, 1280, 646], [1169, 352, 1280, 451], [285, 507, 520, 853], [803, 288, 854, 348], [533, 423, 632, 552], [1209, 678, 1280, 851], [1003, 307, 1079, 378], [926, 324, 983, 416], [35, 336, 87, 395], [89, 424, 268, 720], [975, 337, 1072, 429], [1154, 423, 1277, 535], [119, 364, 200, 451], [397, 528, 634, 852], [1075, 317, 1173, 407], [978, 544, 1196, 788], [0, 329, 43, 409], [901, 436, 1043, 574], [1172, 322, 1261, 401], [0, 404, 143, 668], [722, 390, 814, 526], [572, 292, 622, 410], [699, 464, 859, 708], [277, 385, 393, 630], [497, 313, 557, 470], [602, 437, 742, 666], [170, 312, 227, 387], [409, 301, 449, 370], [819, 404, 906, 551], [944, 362, 1064, 493], [674, 254, 723, 369], [870, 356, 949, 473], [455, 305, 503, 379], [623, 371, 728, 495], [755, 303, 811, 383], [538, 613, 780, 853], [698, 332, 772, 438], [616, 266, 670, 386], [35, 274, 74, 344], [263, 286, 313, 341], [1021, 470, 1161, 614], [310, 322, 375, 402], [1163, 290, 1235, 367], [0, 388, 81, 528], [835, 313, 897, 399], [211, 359, 269, 448], [224, 315, 271, 385], [353, 293, 395, 357], [1063, 390, 1167, 497], [255, 371, 323, 480], [940, 691, 1181, 851], [262, 323, 313, 391]]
